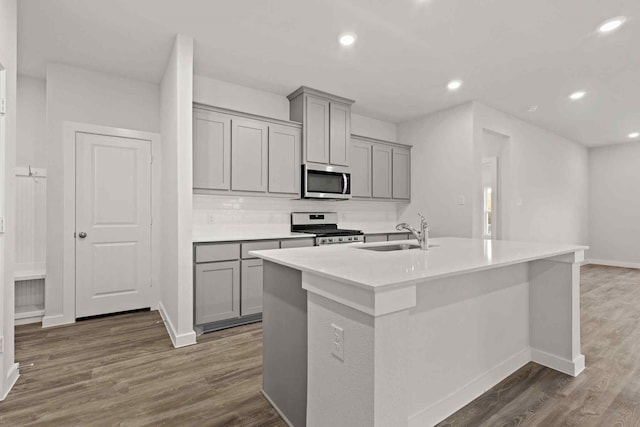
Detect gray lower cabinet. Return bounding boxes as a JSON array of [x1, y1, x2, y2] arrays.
[[388, 233, 411, 241], [364, 234, 387, 243], [241, 259, 264, 316], [392, 147, 411, 200], [194, 238, 314, 330], [372, 144, 393, 198], [365, 233, 412, 243], [194, 260, 240, 324]]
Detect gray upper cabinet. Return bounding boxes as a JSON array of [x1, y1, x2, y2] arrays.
[[351, 137, 372, 198], [193, 110, 231, 190], [231, 118, 268, 192], [372, 144, 392, 198], [304, 96, 330, 164], [329, 102, 351, 166], [288, 87, 355, 167], [193, 105, 302, 197], [392, 147, 411, 200], [268, 124, 301, 195]]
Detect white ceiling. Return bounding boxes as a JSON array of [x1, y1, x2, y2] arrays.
[[18, 0, 640, 147]]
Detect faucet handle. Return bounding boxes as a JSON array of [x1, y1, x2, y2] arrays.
[[417, 212, 428, 229]]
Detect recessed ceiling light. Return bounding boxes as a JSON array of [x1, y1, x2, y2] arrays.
[[447, 80, 463, 91], [338, 32, 357, 46], [528, 105, 538, 112], [629, 132, 640, 139], [569, 90, 587, 100], [598, 16, 626, 33]]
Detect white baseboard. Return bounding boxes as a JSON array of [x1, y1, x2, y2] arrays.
[[1, 363, 20, 401], [585, 259, 640, 269], [157, 302, 196, 348], [531, 348, 585, 377], [42, 314, 73, 328], [261, 389, 294, 427], [15, 316, 43, 326], [409, 348, 531, 427]]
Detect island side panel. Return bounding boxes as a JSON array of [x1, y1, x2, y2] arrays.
[[529, 257, 584, 376], [407, 263, 531, 426], [306, 291, 411, 427], [262, 261, 308, 427]]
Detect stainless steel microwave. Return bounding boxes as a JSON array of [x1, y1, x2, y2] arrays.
[[301, 164, 351, 200]]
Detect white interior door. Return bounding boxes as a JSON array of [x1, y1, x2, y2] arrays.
[[75, 132, 152, 318]]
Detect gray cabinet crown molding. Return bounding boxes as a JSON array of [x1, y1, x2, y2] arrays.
[[193, 103, 302, 129], [286, 86, 355, 105], [351, 134, 411, 149]]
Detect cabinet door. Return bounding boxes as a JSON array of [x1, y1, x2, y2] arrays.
[[329, 102, 351, 166], [193, 110, 231, 190], [372, 144, 392, 198], [350, 138, 372, 198], [195, 261, 240, 324], [392, 147, 411, 200], [388, 233, 411, 241], [305, 95, 330, 164], [231, 119, 268, 192], [268, 125, 301, 195], [241, 259, 264, 316], [364, 234, 388, 243]]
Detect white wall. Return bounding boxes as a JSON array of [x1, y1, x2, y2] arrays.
[[397, 103, 475, 238], [193, 195, 400, 236], [397, 101, 589, 245], [0, 0, 19, 400], [194, 74, 397, 142], [16, 75, 46, 168], [159, 35, 196, 347], [44, 63, 160, 326], [472, 102, 589, 245], [194, 75, 290, 120], [588, 143, 640, 267], [351, 113, 397, 143]]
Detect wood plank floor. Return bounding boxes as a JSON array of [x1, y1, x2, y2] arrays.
[[1, 264, 639, 426]]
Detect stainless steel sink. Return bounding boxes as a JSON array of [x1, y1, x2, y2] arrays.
[[358, 243, 421, 252]]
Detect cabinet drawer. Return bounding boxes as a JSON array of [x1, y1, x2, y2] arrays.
[[242, 240, 280, 259], [364, 234, 388, 243], [280, 238, 315, 249], [388, 233, 411, 241], [195, 243, 240, 263]]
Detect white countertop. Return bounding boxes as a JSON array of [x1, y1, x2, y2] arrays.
[[250, 237, 587, 290], [193, 231, 315, 243]]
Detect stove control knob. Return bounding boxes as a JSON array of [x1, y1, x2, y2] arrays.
[[338, 237, 343, 242], [347, 237, 352, 241]]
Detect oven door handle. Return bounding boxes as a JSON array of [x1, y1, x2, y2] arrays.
[[342, 173, 348, 194]]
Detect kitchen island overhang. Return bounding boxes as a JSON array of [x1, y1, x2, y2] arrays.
[[251, 237, 587, 427]]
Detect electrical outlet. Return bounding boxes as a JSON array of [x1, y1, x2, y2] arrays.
[[331, 324, 344, 361], [0, 336, 4, 353], [457, 195, 466, 205], [0, 217, 4, 233], [207, 213, 215, 224]]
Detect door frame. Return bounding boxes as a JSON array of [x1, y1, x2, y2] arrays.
[[57, 122, 160, 324]]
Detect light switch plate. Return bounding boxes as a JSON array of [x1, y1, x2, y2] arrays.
[[457, 196, 466, 205]]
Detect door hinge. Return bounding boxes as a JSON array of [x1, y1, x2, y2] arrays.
[[0, 98, 6, 115], [150, 155, 153, 164]]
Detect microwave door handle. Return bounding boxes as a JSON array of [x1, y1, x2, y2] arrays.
[[342, 173, 347, 194]]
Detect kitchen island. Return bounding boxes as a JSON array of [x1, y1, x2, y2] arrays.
[[250, 237, 587, 427]]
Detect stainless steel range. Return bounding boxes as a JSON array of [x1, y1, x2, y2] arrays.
[[291, 212, 364, 246]]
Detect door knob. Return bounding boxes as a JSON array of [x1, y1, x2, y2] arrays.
[[78, 232, 87, 239]]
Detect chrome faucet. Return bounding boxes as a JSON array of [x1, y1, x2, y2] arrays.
[[396, 212, 429, 250]]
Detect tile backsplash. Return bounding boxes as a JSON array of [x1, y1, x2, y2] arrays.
[[193, 194, 404, 235]]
